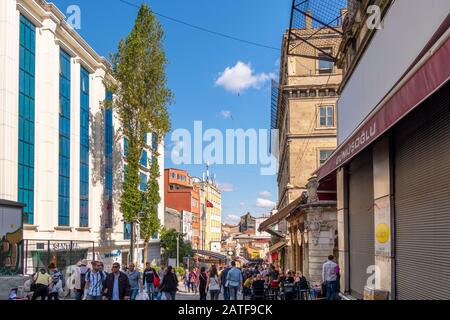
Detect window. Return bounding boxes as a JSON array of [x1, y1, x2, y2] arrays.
[[80, 67, 90, 227], [177, 174, 181, 180], [18, 15, 36, 225], [319, 150, 334, 165], [318, 48, 333, 74], [104, 92, 114, 228], [171, 172, 176, 179], [58, 49, 71, 227], [140, 150, 148, 167], [319, 106, 334, 127], [151, 132, 158, 150], [139, 173, 147, 192], [123, 137, 129, 157], [124, 222, 132, 240]]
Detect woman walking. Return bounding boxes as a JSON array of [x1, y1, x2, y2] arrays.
[[31, 268, 52, 300], [199, 267, 208, 300], [182, 269, 191, 292], [207, 266, 221, 300], [159, 266, 178, 300]]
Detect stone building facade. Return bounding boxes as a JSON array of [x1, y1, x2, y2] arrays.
[[265, 9, 342, 272]]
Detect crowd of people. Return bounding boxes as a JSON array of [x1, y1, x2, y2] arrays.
[[26, 260, 179, 301], [22, 255, 340, 301]]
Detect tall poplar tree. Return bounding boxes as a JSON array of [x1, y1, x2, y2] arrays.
[[106, 4, 172, 263]]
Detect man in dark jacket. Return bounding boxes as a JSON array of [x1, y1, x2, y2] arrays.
[[220, 266, 231, 300], [103, 263, 130, 300]]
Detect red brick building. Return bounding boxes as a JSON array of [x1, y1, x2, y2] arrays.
[[164, 168, 201, 249]]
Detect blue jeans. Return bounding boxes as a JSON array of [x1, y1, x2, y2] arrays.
[[223, 286, 230, 300], [325, 280, 338, 300], [146, 283, 155, 300], [130, 288, 139, 300], [229, 286, 239, 300], [75, 289, 84, 301]]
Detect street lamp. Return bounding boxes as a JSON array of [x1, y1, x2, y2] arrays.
[[176, 231, 187, 268]]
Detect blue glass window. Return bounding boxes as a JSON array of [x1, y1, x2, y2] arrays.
[[151, 132, 158, 150], [18, 16, 36, 224], [79, 67, 90, 227], [58, 49, 71, 226], [140, 150, 147, 167], [139, 172, 147, 192], [123, 137, 129, 157], [104, 93, 113, 228]]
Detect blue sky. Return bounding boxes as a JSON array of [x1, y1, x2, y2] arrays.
[[51, 0, 292, 223]]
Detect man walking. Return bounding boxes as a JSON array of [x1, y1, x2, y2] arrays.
[[126, 263, 142, 300], [226, 261, 243, 300], [84, 261, 106, 300], [104, 263, 131, 300], [322, 255, 338, 300], [143, 262, 159, 300], [72, 260, 90, 300], [220, 265, 231, 300]]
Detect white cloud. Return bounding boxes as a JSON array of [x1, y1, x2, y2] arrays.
[[218, 182, 234, 192], [215, 61, 273, 94], [255, 198, 276, 208], [274, 58, 280, 67], [220, 110, 233, 119], [227, 214, 240, 221], [239, 202, 246, 208], [259, 191, 271, 199]]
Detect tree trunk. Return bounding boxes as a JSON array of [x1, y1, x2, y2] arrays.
[[143, 239, 149, 265]]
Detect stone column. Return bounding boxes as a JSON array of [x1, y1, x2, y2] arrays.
[[372, 136, 393, 299], [0, 0, 20, 201], [34, 18, 59, 230], [305, 207, 337, 286], [336, 167, 349, 293]]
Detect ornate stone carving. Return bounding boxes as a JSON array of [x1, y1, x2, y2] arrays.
[[342, 0, 361, 35], [306, 176, 319, 203], [305, 211, 334, 246]]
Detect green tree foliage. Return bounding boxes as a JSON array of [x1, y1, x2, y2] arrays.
[[141, 157, 162, 263], [160, 228, 194, 264], [105, 3, 172, 262]]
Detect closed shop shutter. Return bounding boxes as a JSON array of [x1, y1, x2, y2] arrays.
[[394, 81, 450, 300], [348, 149, 374, 299]]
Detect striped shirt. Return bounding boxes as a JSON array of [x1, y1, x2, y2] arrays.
[[86, 270, 106, 297]]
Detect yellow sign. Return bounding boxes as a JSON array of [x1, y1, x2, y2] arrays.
[[376, 223, 390, 244]]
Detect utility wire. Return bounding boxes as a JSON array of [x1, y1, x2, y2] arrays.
[[118, 0, 281, 51]]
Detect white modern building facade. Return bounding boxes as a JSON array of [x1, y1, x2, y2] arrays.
[[0, 0, 165, 273]]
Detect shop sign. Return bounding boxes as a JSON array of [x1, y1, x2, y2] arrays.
[[374, 197, 391, 256], [52, 242, 80, 251]]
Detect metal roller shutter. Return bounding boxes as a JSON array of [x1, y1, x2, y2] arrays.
[[394, 81, 450, 300], [348, 149, 374, 299]]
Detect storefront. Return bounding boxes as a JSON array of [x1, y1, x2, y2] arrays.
[[393, 81, 450, 299], [316, 11, 450, 299]]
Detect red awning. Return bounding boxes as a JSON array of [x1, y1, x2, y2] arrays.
[[317, 33, 450, 181]]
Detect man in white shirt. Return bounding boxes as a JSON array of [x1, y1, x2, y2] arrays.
[[322, 255, 338, 300]]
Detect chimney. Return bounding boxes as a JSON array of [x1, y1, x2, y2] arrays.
[[305, 10, 312, 29]]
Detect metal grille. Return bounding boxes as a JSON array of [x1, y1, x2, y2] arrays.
[[24, 240, 95, 279], [348, 148, 374, 299], [287, 0, 347, 61], [394, 81, 450, 300]]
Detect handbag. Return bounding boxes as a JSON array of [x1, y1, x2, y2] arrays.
[[136, 289, 149, 301], [154, 275, 160, 288]]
